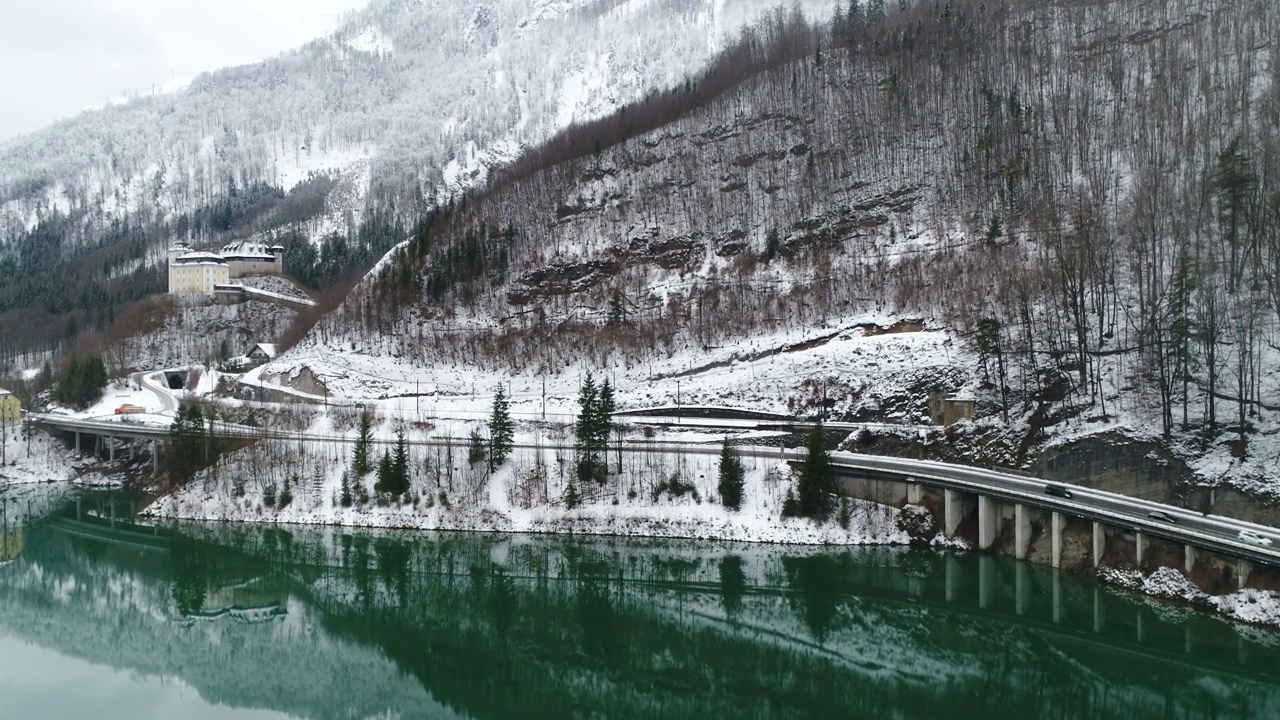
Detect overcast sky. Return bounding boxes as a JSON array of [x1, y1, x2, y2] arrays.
[[0, 0, 372, 143]]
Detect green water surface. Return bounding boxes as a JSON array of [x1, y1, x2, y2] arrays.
[[0, 500, 1277, 719]]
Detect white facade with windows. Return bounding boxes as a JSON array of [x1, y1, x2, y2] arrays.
[[168, 252, 231, 295]]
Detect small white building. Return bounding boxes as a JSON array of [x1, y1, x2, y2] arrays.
[[247, 343, 278, 363], [169, 252, 231, 295], [0, 387, 20, 421]]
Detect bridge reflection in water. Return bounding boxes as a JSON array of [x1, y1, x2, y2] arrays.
[[0, 499, 1277, 720]]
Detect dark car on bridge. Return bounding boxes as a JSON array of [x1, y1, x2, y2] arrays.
[[1044, 484, 1074, 499]]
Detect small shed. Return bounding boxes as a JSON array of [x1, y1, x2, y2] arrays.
[[942, 398, 975, 426], [928, 390, 975, 426], [0, 387, 21, 421], [247, 343, 278, 363]]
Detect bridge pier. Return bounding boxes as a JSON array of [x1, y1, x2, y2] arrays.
[[1237, 559, 1252, 589], [1093, 587, 1105, 632], [1092, 521, 1106, 567], [906, 480, 923, 505], [1051, 511, 1064, 569], [978, 495, 997, 550], [1135, 531, 1148, 567], [108, 436, 115, 463], [1014, 504, 1031, 560], [1185, 544, 1198, 574], [75, 431, 81, 456], [945, 554, 960, 602], [942, 486, 962, 532]]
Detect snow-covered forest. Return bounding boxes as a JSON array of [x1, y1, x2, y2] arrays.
[[290, 0, 1280, 485], [0, 0, 840, 362]]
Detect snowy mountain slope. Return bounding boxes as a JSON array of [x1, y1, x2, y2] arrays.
[[0, 0, 838, 242], [285, 0, 1280, 494], [0, 0, 842, 362]]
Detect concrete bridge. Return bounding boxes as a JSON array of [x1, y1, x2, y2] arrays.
[[812, 453, 1280, 585]]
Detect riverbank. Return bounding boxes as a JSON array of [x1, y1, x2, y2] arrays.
[[143, 436, 910, 546], [1097, 566, 1280, 629], [0, 427, 78, 488]]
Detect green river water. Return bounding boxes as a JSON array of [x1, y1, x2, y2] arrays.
[[0, 491, 1278, 719]]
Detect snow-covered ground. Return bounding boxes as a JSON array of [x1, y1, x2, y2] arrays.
[[146, 317, 959, 545], [68, 377, 167, 419], [0, 424, 78, 488], [147, 426, 908, 546], [270, 315, 967, 428], [1099, 566, 1280, 629]]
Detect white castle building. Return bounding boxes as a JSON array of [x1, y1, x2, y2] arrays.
[[168, 240, 284, 296]]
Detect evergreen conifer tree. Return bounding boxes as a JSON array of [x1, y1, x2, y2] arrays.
[[392, 429, 409, 496], [596, 379, 615, 477], [488, 386, 514, 469], [563, 480, 581, 509], [167, 402, 207, 484], [575, 372, 602, 483], [280, 474, 294, 508], [353, 407, 374, 476], [340, 471, 353, 507], [54, 354, 109, 409], [376, 450, 394, 496], [797, 423, 835, 520], [717, 438, 745, 511]]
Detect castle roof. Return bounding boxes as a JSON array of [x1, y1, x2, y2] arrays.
[[220, 240, 280, 261], [173, 251, 228, 266]]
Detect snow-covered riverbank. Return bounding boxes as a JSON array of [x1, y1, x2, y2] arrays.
[[145, 430, 909, 546], [1097, 566, 1280, 630], [0, 425, 78, 488]]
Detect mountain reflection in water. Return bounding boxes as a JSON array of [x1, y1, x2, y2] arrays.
[[0, 508, 1277, 720]]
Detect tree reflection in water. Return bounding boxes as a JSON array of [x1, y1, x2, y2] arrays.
[[10, 518, 1278, 720]]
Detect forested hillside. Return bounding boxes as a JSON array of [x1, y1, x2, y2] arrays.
[[311, 0, 1280, 484], [0, 0, 838, 365]]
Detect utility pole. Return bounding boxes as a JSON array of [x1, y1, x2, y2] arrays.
[[677, 380, 681, 423], [541, 376, 546, 420]]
